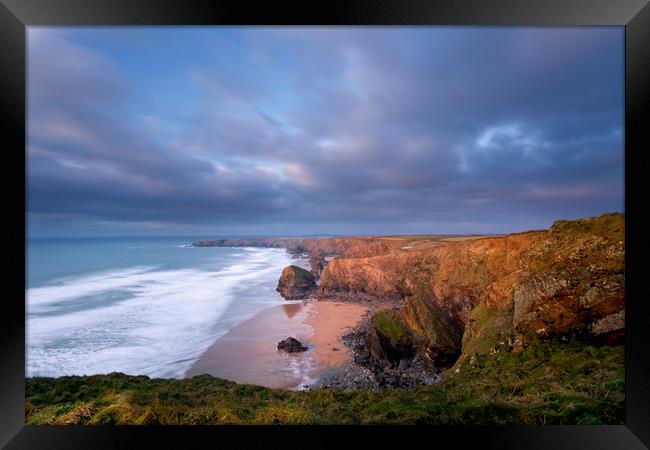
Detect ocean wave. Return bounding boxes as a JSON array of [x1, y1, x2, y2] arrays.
[[27, 247, 293, 378], [287, 352, 319, 391], [27, 265, 159, 311]]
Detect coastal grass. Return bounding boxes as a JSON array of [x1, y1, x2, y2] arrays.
[[551, 212, 624, 241], [461, 302, 512, 357], [26, 341, 623, 425]]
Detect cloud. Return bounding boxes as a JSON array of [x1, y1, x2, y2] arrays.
[[27, 27, 624, 236]]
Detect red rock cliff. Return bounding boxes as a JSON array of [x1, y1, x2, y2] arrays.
[[316, 213, 624, 367]]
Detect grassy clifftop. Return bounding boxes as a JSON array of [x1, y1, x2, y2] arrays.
[[26, 341, 623, 425], [550, 212, 624, 241]]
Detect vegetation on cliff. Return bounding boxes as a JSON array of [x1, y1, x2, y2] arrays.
[[25, 341, 623, 425], [372, 310, 413, 347]]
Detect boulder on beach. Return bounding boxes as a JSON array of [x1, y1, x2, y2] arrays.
[[276, 265, 316, 300], [277, 337, 308, 353]]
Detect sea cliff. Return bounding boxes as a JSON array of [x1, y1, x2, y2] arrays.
[[318, 213, 624, 375], [193, 213, 624, 378]]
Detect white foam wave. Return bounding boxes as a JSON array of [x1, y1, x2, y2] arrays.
[[27, 247, 293, 378], [27, 265, 158, 312], [287, 353, 319, 391]]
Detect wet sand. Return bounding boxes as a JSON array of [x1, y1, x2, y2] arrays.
[[303, 301, 369, 370], [186, 301, 368, 389]]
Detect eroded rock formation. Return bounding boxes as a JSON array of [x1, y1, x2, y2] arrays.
[[317, 213, 625, 369], [276, 265, 317, 300]]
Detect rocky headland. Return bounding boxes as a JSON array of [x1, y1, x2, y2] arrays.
[[193, 212, 625, 390]]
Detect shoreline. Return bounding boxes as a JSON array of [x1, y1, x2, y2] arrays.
[[183, 237, 414, 391], [185, 299, 368, 390], [302, 301, 369, 373]]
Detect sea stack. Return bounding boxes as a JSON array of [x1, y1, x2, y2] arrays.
[[276, 265, 317, 300]]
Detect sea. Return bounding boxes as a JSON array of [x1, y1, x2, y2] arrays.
[[26, 236, 297, 378]]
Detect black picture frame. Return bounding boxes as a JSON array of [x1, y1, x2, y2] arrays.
[[2, 0, 648, 448]]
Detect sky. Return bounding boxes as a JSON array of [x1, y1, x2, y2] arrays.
[[27, 27, 624, 237]]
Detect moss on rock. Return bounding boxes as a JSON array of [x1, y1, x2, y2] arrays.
[[373, 310, 412, 347]]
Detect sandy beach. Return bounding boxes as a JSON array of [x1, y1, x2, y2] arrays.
[[303, 301, 369, 371], [186, 301, 368, 389]]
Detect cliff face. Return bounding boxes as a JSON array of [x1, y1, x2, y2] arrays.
[[192, 214, 624, 371], [317, 213, 624, 369]]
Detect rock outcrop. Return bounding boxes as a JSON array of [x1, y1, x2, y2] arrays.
[[367, 309, 415, 366], [277, 337, 308, 353], [317, 213, 625, 370], [276, 265, 317, 300]]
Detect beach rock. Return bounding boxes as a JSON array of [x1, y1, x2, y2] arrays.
[[277, 337, 308, 353], [276, 265, 317, 299]]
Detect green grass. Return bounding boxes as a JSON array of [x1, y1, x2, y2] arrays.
[[551, 212, 624, 241], [461, 302, 513, 357], [26, 342, 623, 425]]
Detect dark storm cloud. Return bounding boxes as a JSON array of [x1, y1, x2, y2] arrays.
[[27, 27, 624, 236]]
